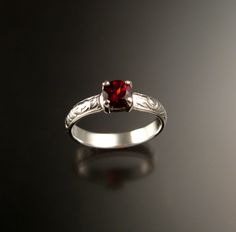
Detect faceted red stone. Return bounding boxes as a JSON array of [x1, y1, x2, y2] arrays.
[[103, 80, 132, 111]]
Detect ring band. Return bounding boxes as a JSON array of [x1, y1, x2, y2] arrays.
[[65, 80, 167, 148]]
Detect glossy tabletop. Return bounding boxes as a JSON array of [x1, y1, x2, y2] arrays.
[[3, 1, 236, 232]]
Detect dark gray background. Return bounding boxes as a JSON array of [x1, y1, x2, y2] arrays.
[[4, 1, 236, 231]]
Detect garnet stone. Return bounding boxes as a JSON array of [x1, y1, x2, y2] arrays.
[[102, 80, 132, 112]]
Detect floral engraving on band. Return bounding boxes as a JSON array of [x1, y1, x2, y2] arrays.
[[133, 93, 167, 124], [134, 93, 159, 111], [65, 95, 101, 128]]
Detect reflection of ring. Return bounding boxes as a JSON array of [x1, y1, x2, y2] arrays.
[[65, 80, 167, 148], [75, 144, 155, 188]]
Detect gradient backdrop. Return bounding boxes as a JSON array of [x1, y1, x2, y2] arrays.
[[4, 1, 236, 232]]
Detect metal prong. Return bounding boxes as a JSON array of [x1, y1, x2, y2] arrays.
[[104, 99, 110, 107], [102, 81, 110, 90], [126, 97, 133, 112], [125, 80, 132, 88], [103, 100, 111, 113], [127, 97, 133, 105]]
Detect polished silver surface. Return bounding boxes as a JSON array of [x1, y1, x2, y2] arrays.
[[65, 92, 167, 148]]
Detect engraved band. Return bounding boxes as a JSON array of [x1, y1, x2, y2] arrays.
[[65, 92, 167, 149]]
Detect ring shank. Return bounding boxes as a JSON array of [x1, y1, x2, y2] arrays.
[[71, 117, 163, 148], [66, 92, 167, 149]]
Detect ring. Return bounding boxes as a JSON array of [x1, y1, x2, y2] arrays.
[[65, 80, 167, 148]]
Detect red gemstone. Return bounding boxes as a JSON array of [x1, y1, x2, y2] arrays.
[[103, 80, 132, 111]]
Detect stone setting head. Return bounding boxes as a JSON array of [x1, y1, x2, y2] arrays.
[[101, 80, 133, 113]]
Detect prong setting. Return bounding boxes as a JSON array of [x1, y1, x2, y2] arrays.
[[102, 81, 110, 90], [101, 80, 133, 113], [103, 99, 111, 113], [127, 97, 133, 105], [104, 99, 110, 107], [126, 96, 133, 112], [125, 80, 132, 88]]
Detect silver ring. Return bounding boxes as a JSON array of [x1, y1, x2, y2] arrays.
[[65, 80, 167, 148]]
